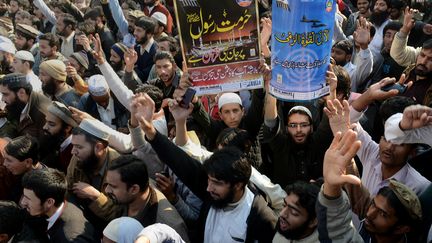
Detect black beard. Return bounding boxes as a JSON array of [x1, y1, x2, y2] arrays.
[[415, 65, 432, 79], [42, 79, 57, 96], [18, 42, 31, 51], [210, 186, 236, 209], [75, 44, 85, 52], [0, 9, 7, 16], [335, 60, 348, 67], [276, 218, 312, 240], [110, 61, 123, 72], [6, 98, 27, 121], [370, 11, 390, 27], [78, 150, 100, 173], [0, 59, 12, 74], [136, 35, 148, 45]]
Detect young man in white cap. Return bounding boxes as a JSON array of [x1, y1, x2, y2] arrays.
[[77, 74, 129, 131], [11, 50, 42, 92], [40, 101, 78, 172], [151, 11, 168, 40], [191, 88, 266, 168], [66, 118, 120, 230], [262, 89, 333, 188]]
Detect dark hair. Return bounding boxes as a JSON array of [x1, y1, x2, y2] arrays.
[[135, 16, 156, 34], [83, 7, 103, 21], [285, 181, 320, 221], [22, 168, 66, 207], [333, 40, 353, 55], [333, 65, 351, 99], [153, 50, 176, 64], [391, 0, 405, 9], [134, 84, 163, 112], [108, 155, 149, 192], [383, 21, 403, 35], [203, 147, 251, 185], [423, 39, 432, 50], [0, 74, 32, 95], [71, 127, 109, 147], [380, 96, 417, 123], [0, 201, 24, 237], [122, 0, 140, 10], [61, 13, 77, 31], [157, 36, 180, 55], [377, 187, 417, 226], [216, 128, 252, 154], [4, 135, 39, 165], [39, 33, 60, 49], [77, 20, 96, 36], [49, 1, 67, 13]]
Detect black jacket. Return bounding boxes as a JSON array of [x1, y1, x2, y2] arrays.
[[147, 131, 277, 242]]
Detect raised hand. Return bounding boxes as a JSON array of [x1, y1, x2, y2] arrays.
[[124, 48, 138, 72], [155, 172, 177, 203], [399, 105, 432, 130], [323, 130, 362, 197], [353, 17, 370, 50], [168, 99, 193, 122], [326, 65, 337, 101], [131, 93, 157, 139], [258, 59, 271, 91], [324, 99, 351, 135], [401, 7, 416, 35], [72, 182, 100, 200], [260, 17, 272, 45], [89, 33, 105, 64]]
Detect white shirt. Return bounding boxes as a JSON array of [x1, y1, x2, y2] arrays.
[[96, 96, 116, 129], [352, 109, 431, 196], [26, 71, 42, 92], [369, 19, 390, 60], [61, 31, 75, 58], [47, 202, 65, 231], [204, 187, 254, 243]]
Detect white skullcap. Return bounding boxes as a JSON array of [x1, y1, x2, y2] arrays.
[[103, 217, 143, 243], [218, 92, 242, 109], [151, 11, 167, 26], [288, 106, 313, 120], [88, 74, 109, 97], [0, 41, 16, 54], [79, 118, 110, 142], [14, 50, 34, 62]]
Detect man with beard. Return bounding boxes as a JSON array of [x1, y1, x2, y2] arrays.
[[83, 7, 115, 60], [147, 36, 181, 81], [0, 73, 50, 139], [66, 118, 120, 230], [78, 74, 129, 131], [40, 101, 78, 172], [109, 42, 142, 90], [141, 0, 173, 35], [316, 129, 422, 243], [148, 51, 180, 100], [390, 9, 432, 106], [369, 0, 392, 59], [262, 90, 333, 187], [273, 181, 319, 243], [135, 93, 277, 242], [14, 24, 40, 56], [95, 155, 189, 241], [0, 40, 16, 75], [133, 16, 158, 81], [34, 33, 67, 76], [66, 51, 89, 96], [39, 59, 80, 108], [56, 13, 77, 58]]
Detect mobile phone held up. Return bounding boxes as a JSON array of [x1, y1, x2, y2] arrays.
[[380, 83, 407, 94], [159, 171, 170, 178], [179, 88, 196, 109]]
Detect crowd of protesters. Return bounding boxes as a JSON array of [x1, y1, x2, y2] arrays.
[[0, 0, 431, 242]]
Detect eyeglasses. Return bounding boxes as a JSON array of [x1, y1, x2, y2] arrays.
[[287, 123, 311, 129]]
